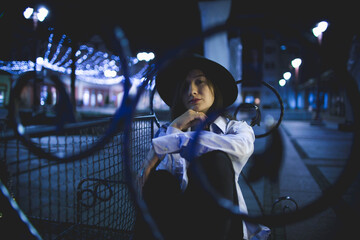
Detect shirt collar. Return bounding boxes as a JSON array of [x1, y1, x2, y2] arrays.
[[209, 116, 228, 134]]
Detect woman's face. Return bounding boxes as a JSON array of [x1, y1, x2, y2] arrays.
[[182, 69, 215, 114]]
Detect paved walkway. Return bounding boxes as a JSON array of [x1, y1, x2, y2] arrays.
[[240, 120, 358, 240]]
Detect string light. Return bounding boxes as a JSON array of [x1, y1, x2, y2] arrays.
[[0, 60, 34, 74], [0, 32, 149, 85]]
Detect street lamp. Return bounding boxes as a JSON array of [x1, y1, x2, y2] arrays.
[[291, 58, 302, 81], [23, 7, 34, 19], [291, 58, 302, 109], [312, 21, 328, 44], [291, 58, 302, 69], [279, 79, 286, 87], [283, 72, 291, 80], [279, 78, 287, 108], [23, 5, 50, 68], [23, 6, 49, 29], [311, 21, 328, 126], [136, 52, 155, 62], [23, 6, 49, 112]]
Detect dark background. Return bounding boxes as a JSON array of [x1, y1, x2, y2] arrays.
[[1, 1, 359, 83]]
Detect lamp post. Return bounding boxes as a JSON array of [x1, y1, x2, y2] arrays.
[[282, 72, 291, 108], [23, 6, 49, 112], [23, 7, 49, 30], [291, 58, 302, 109], [23, 6, 49, 70], [311, 21, 328, 126], [312, 21, 328, 45]]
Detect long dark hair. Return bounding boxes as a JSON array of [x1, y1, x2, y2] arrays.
[[170, 68, 229, 121]]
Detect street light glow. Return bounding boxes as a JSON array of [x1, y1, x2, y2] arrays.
[[23, 7, 34, 19], [312, 21, 328, 37], [317, 21, 329, 32], [23, 6, 49, 22], [136, 52, 155, 62], [283, 72, 291, 80], [37, 7, 49, 22], [291, 58, 302, 68], [279, 79, 286, 87]]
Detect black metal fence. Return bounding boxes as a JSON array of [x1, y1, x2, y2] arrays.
[[1, 115, 157, 239]]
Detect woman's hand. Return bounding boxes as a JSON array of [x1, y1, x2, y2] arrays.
[[137, 148, 160, 191], [170, 109, 207, 131]]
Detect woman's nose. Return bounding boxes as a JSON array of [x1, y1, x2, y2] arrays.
[[188, 82, 197, 96]]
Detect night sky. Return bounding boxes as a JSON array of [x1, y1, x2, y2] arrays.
[[1, 1, 359, 83], [0, 1, 202, 59]]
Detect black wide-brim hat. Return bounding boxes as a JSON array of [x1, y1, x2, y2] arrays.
[[155, 55, 238, 108]]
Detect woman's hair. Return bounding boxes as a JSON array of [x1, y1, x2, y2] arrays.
[[170, 68, 226, 121]]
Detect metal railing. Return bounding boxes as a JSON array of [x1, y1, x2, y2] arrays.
[[1, 115, 157, 239]]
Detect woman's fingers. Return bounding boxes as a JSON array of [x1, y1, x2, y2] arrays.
[[186, 110, 207, 127], [187, 109, 205, 121], [170, 109, 207, 130], [190, 110, 207, 122]]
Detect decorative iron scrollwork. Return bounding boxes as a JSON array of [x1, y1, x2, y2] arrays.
[[77, 178, 114, 208]]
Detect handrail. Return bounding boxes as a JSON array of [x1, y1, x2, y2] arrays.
[[0, 114, 158, 140]]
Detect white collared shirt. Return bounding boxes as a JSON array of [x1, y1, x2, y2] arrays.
[[151, 116, 270, 240]]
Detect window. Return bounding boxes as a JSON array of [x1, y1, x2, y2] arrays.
[[97, 93, 103, 105], [90, 91, 96, 107], [83, 89, 90, 106], [0, 90, 4, 107]]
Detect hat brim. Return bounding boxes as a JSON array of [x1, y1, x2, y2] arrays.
[[156, 55, 238, 108]]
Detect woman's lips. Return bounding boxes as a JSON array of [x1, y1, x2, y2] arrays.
[[189, 98, 201, 104]]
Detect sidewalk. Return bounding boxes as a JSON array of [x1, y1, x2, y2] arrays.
[[240, 119, 358, 240]]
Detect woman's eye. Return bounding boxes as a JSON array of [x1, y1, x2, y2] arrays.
[[196, 79, 205, 85]]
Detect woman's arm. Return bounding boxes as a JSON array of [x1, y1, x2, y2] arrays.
[[152, 121, 255, 167], [137, 147, 160, 189]]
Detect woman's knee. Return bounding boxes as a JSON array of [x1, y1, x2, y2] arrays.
[[189, 151, 235, 197], [197, 150, 234, 178]]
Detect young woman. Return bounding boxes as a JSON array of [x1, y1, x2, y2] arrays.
[[134, 55, 269, 240]]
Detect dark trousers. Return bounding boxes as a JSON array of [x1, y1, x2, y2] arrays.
[[133, 151, 244, 240]]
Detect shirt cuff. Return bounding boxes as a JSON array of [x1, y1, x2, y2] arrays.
[[152, 135, 180, 155], [165, 126, 183, 135], [152, 132, 191, 156]]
